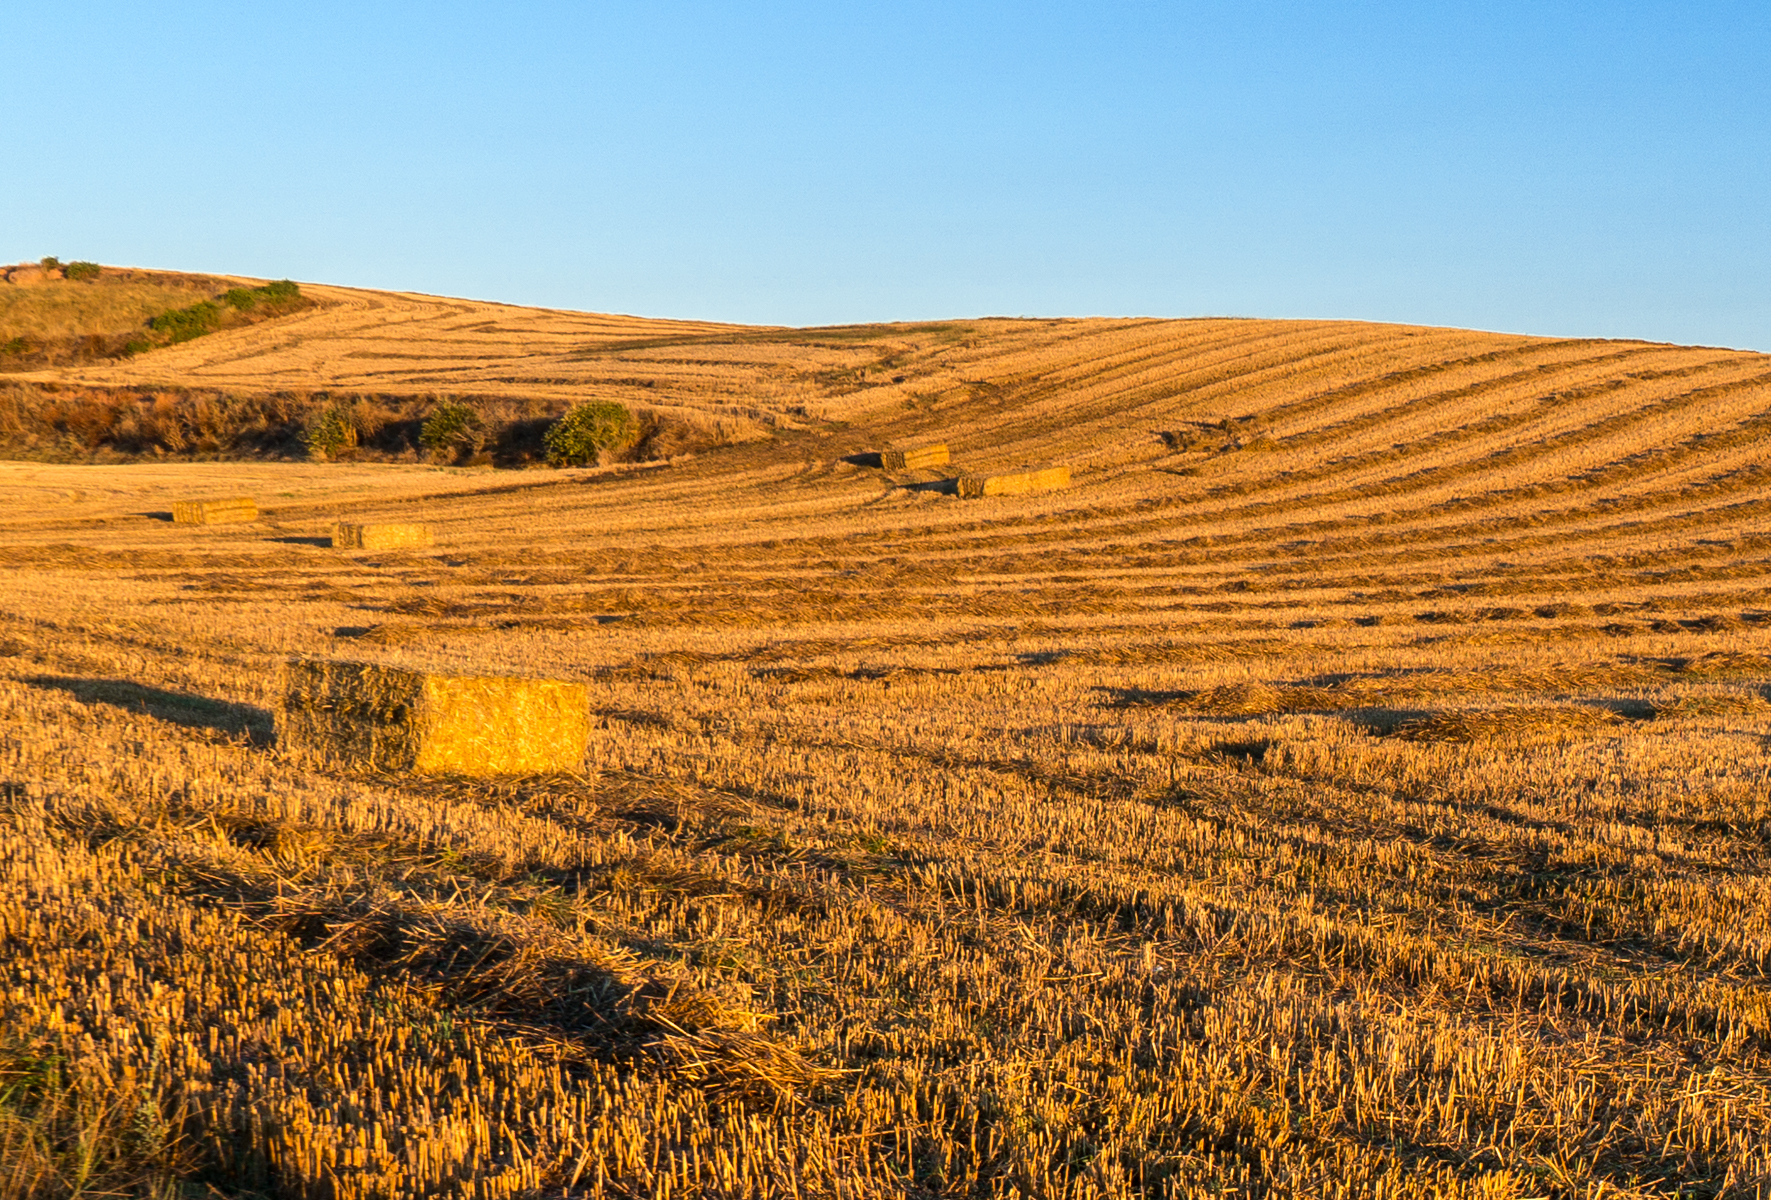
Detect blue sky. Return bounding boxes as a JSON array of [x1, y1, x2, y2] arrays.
[[3, 2, 1767, 347]]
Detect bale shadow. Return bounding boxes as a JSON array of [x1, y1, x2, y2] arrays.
[[904, 477, 961, 495], [493, 416, 554, 466], [842, 452, 885, 468], [1095, 686, 1192, 709], [268, 535, 333, 547], [1594, 697, 1657, 721], [27, 676, 274, 745], [138, 511, 174, 522], [1202, 738, 1274, 765]]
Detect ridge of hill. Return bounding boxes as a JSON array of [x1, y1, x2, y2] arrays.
[[7, 269, 1771, 492], [4, 272, 1771, 1195]]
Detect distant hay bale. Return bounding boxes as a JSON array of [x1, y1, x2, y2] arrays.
[[333, 522, 433, 551], [955, 466, 1070, 499], [279, 659, 589, 775], [171, 497, 257, 525], [880, 444, 950, 470]]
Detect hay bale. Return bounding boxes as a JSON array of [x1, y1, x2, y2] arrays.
[[879, 444, 950, 470], [171, 497, 257, 525], [279, 659, 589, 775], [333, 522, 434, 551], [955, 466, 1070, 499]]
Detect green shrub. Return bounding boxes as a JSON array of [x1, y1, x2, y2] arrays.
[[64, 261, 101, 282], [39, 256, 61, 272], [222, 280, 301, 312], [123, 281, 308, 356], [419, 401, 485, 462], [300, 406, 358, 459], [148, 300, 223, 344], [544, 401, 636, 466]]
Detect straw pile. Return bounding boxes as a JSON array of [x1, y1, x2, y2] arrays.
[[333, 522, 434, 551], [880, 444, 950, 470], [171, 496, 257, 524], [955, 466, 1070, 499], [279, 659, 589, 774], [1651, 692, 1771, 719], [1675, 651, 1771, 678], [1392, 705, 1622, 744]]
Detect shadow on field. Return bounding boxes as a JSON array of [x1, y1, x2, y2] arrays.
[[138, 511, 174, 522], [26, 676, 275, 746], [1339, 707, 1442, 735], [1095, 686, 1192, 709], [268, 535, 334, 547], [841, 452, 885, 468]]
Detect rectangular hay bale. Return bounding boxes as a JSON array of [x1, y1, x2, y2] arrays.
[[333, 522, 434, 551], [955, 465, 1070, 499], [879, 444, 950, 470], [171, 496, 258, 524], [279, 658, 589, 775]]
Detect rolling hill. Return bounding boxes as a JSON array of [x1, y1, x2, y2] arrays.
[[3, 269, 1771, 1198]]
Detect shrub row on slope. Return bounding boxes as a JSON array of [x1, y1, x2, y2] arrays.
[[124, 279, 310, 354], [0, 383, 727, 467]]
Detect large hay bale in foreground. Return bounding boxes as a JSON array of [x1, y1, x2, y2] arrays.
[[280, 659, 589, 775], [171, 496, 257, 524], [333, 522, 433, 551], [955, 466, 1069, 499], [880, 444, 950, 470]]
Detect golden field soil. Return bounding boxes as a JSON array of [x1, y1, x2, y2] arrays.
[[4, 285, 1771, 1198]]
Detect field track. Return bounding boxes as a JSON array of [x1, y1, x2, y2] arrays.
[[5, 285, 1771, 1197]]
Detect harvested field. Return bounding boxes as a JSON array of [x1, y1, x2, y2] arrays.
[[4, 283, 1771, 1197]]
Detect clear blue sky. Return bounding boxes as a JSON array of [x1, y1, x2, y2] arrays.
[[4, 2, 1767, 348]]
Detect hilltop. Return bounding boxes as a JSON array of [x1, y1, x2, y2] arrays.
[[7, 264, 1769, 488], [3, 268, 1771, 1197]]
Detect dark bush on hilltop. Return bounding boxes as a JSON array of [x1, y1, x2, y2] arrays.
[[544, 400, 636, 466], [221, 279, 300, 312], [39, 256, 61, 272], [64, 261, 101, 282]]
